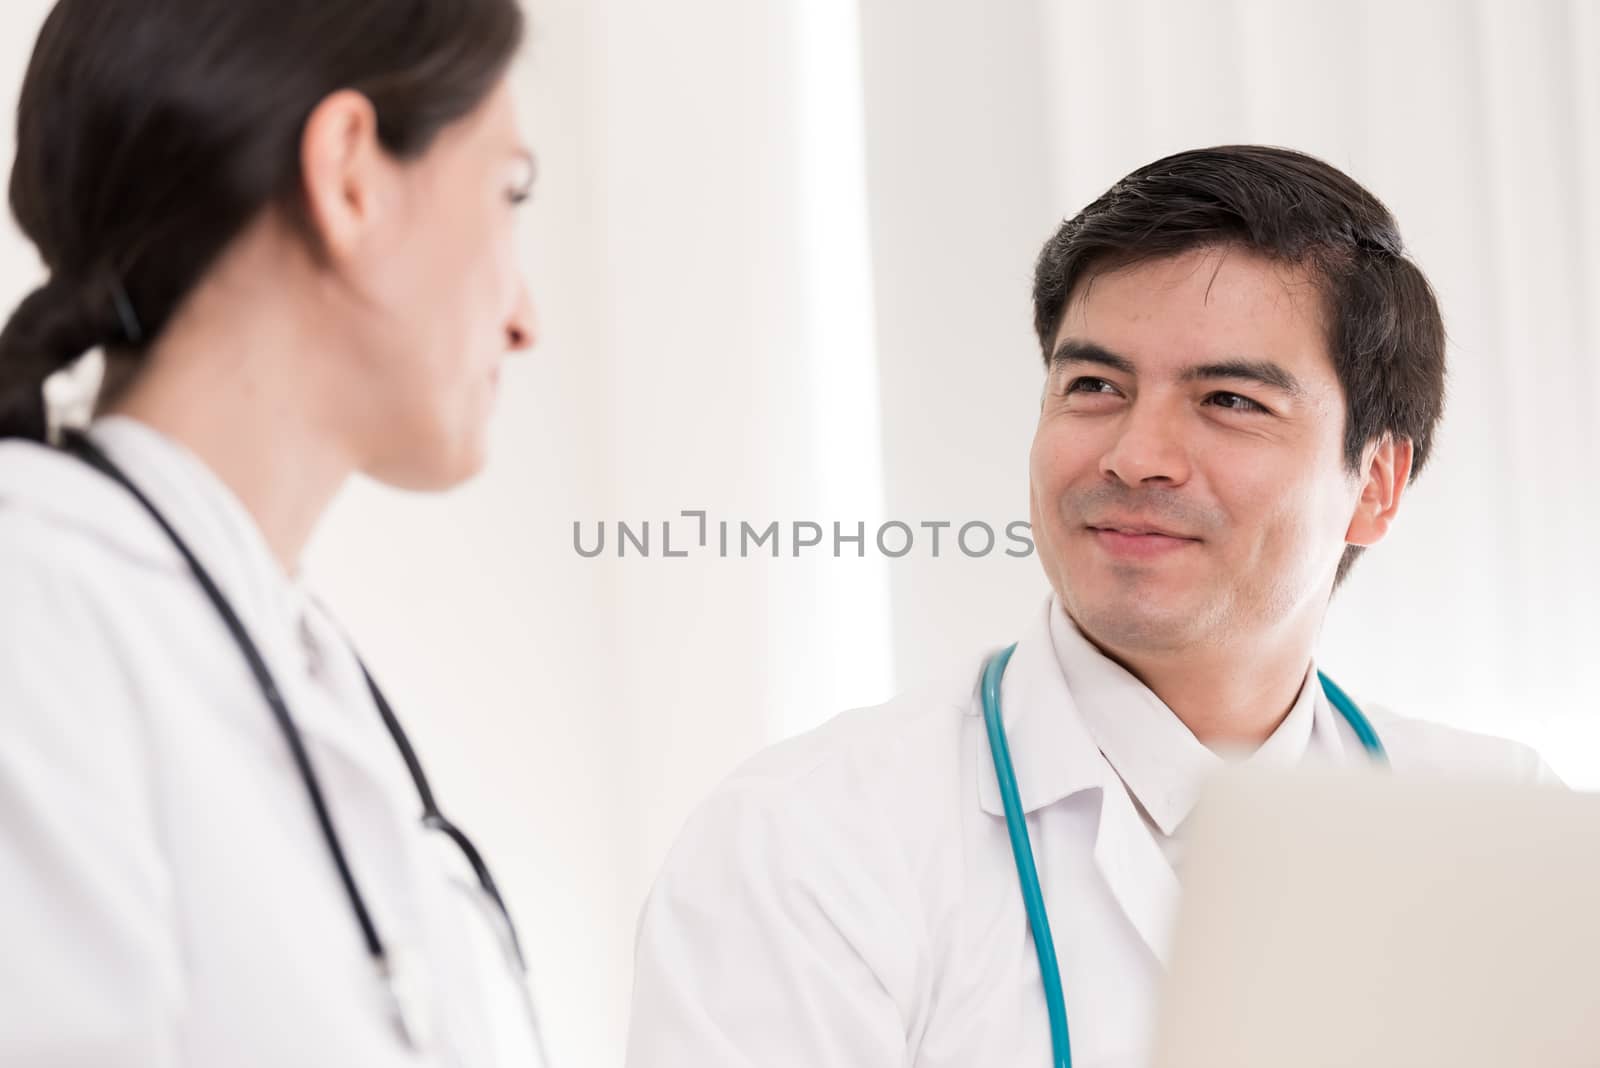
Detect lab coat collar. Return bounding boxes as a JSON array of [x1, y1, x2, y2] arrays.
[[1309, 675, 1353, 761], [76, 419, 407, 795], [974, 597, 1108, 818], [973, 595, 1182, 964], [86, 416, 307, 647]]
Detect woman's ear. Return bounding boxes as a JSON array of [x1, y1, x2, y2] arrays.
[[1345, 435, 1415, 548], [298, 90, 387, 264]]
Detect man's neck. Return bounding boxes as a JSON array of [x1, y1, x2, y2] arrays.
[[1084, 622, 1319, 750]]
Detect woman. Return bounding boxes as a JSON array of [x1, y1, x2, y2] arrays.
[[0, 2, 546, 1064]]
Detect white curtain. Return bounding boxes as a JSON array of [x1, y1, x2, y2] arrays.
[[854, 0, 1600, 769], [316, 3, 899, 1064], [3, 1, 1596, 1064]]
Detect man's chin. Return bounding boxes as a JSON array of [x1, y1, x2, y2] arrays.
[[1066, 590, 1211, 657]]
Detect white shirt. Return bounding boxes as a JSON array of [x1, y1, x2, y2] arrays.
[[626, 595, 1554, 1068], [0, 417, 544, 1067], [1055, 606, 1340, 871]]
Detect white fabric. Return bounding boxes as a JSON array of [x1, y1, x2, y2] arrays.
[[626, 595, 1554, 1068], [1054, 607, 1336, 869], [0, 416, 544, 1068]]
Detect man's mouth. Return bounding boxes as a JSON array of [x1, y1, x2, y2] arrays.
[[1086, 522, 1201, 558], [1086, 520, 1198, 540]]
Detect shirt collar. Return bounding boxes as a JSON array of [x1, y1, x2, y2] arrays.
[[971, 594, 1349, 966], [1051, 599, 1324, 836]]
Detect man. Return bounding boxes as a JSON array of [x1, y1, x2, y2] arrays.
[[624, 146, 1554, 1067]]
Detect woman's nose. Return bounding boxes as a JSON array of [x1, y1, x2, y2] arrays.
[[506, 277, 537, 352]]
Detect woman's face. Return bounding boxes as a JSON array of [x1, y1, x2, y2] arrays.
[[349, 78, 536, 490]]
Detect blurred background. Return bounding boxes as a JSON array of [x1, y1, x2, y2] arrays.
[[3, 0, 1597, 1064]]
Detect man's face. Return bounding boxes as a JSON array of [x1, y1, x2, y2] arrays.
[[1030, 245, 1380, 658]]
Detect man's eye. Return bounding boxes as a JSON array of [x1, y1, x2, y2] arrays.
[[1208, 391, 1267, 413], [1065, 377, 1119, 396]]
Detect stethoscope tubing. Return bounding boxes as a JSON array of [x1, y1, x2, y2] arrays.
[[980, 640, 1386, 1067]]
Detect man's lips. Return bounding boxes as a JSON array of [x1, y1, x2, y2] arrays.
[[1086, 523, 1201, 558], [1086, 522, 1198, 540]]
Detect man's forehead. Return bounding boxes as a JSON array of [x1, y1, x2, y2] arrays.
[[1064, 245, 1323, 315], [1053, 248, 1334, 375]]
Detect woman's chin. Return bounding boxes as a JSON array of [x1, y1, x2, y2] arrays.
[[365, 429, 491, 493]]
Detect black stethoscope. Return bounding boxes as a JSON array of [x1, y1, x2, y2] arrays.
[[60, 428, 547, 1061]]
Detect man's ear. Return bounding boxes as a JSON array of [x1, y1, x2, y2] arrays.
[[1345, 435, 1415, 548], [298, 90, 386, 264]]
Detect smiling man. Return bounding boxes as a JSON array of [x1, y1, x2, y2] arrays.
[[625, 146, 1555, 1068]]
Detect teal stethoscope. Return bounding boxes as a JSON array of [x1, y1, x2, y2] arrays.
[[979, 642, 1387, 1068]]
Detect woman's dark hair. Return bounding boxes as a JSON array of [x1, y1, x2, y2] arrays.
[[1032, 145, 1447, 585], [0, 0, 526, 442]]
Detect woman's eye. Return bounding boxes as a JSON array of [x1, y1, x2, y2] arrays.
[[507, 156, 537, 206], [1208, 391, 1267, 413]]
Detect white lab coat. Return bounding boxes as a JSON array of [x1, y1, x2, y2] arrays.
[[626, 596, 1553, 1068], [0, 417, 544, 1068]]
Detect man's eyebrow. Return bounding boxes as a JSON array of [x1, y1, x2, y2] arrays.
[[1050, 339, 1305, 397], [1180, 359, 1304, 396], [1049, 339, 1136, 376]]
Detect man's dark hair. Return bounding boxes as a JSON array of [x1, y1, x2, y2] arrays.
[[1032, 145, 1446, 585]]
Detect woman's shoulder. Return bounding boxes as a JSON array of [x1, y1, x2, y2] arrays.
[[0, 440, 197, 781], [0, 436, 176, 574]]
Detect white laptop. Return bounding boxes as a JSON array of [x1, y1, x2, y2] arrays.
[[1152, 767, 1600, 1068]]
